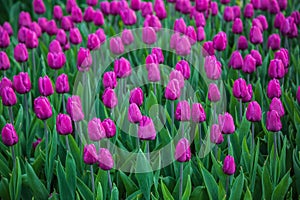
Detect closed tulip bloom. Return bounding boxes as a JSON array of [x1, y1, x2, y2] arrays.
[[170, 70, 185, 89], [202, 41, 215, 56], [110, 37, 124, 55], [129, 88, 144, 106], [296, 86, 300, 104], [102, 88, 118, 109], [165, 79, 181, 100], [257, 15, 268, 30], [83, 144, 98, 164], [17, 27, 28, 43], [268, 59, 285, 79], [244, 3, 254, 18], [147, 63, 161, 82], [131, 0, 141, 10], [185, 26, 197, 45], [174, 18, 187, 34], [77, 47, 92, 72], [66, 96, 84, 121], [154, 0, 167, 19], [151, 48, 164, 64], [121, 29, 134, 45], [208, 83, 221, 102], [38, 17, 48, 33], [280, 17, 294, 36], [70, 28, 82, 45], [88, 118, 106, 141], [211, 2, 218, 16], [237, 36, 248, 51], [274, 48, 289, 68], [19, 11, 32, 27], [274, 13, 285, 29], [1, 87, 17, 106], [260, 0, 270, 11], [175, 101, 191, 121], [250, 26, 263, 44], [195, 0, 209, 12], [55, 74, 70, 94], [3, 22, 13, 36], [269, 0, 280, 14], [176, 36, 191, 56], [250, 50, 262, 66], [53, 5, 63, 20], [223, 6, 234, 22], [252, 19, 263, 32], [175, 60, 190, 80], [83, 6, 95, 22], [56, 30, 68, 46], [33, 0, 46, 14], [56, 114, 73, 135], [233, 78, 249, 99], [291, 11, 300, 25], [143, 15, 162, 32], [228, 51, 243, 70], [34, 96, 52, 120], [232, 18, 243, 34], [270, 97, 285, 117], [120, 8, 137, 26], [87, 34, 100, 51], [218, 112, 235, 134], [210, 124, 224, 144], [128, 103, 143, 123], [213, 32, 227, 51], [267, 34, 281, 50], [25, 30, 38, 49], [267, 79, 281, 99], [102, 118, 116, 138], [95, 28, 106, 44], [138, 116, 156, 140], [220, 0, 230, 4], [232, 6, 241, 19], [251, 0, 260, 9], [114, 57, 131, 78], [243, 54, 256, 74], [38, 76, 54, 96], [46, 20, 58, 36], [87, 0, 98, 6], [13, 72, 31, 94], [266, 110, 282, 132], [194, 12, 206, 27], [0, 78, 12, 97], [61, 16, 74, 31], [277, 0, 287, 10], [49, 40, 62, 53], [197, 27, 206, 41], [191, 103, 206, 123], [14, 43, 28, 63], [141, 2, 153, 17], [204, 56, 222, 80], [1, 124, 18, 146], [223, 155, 236, 175], [29, 22, 42, 38], [103, 71, 117, 89], [47, 52, 66, 70], [110, 1, 120, 15], [175, 138, 191, 162], [93, 10, 104, 26], [170, 33, 180, 50], [0, 28, 10, 49], [98, 148, 114, 170], [175, 0, 192, 14], [0, 51, 10, 70], [142, 27, 156, 45], [246, 101, 262, 122], [71, 6, 83, 23]]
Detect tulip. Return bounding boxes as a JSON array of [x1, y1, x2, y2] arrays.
[[77, 47, 92, 72], [175, 101, 191, 121], [232, 18, 243, 34], [268, 59, 285, 79], [170, 70, 185, 89], [244, 3, 254, 18], [120, 8, 137, 26], [83, 144, 98, 164], [147, 63, 161, 82], [114, 57, 131, 78], [17, 27, 28, 43], [46, 20, 58, 36], [197, 27, 206, 41], [131, 0, 141, 10], [274, 13, 285, 29], [102, 88, 118, 109], [267, 34, 281, 50], [0, 78, 12, 96], [103, 71, 117, 89], [110, 1, 120, 15], [129, 88, 144, 106], [154, 0, 167, 19], [56, 114, 73, 135], [195, 0, 208, 12], [232, 5, 241, 19], [143, 15, 162, 32], [53, 5, 63, 20], [274, 48, 289, 68], [213, 32, 227, 52], [38, 76, 54, 96], [211, 2, 218, 16], [19, 11, 32, 27], [34, 96, 52, 120], [152, 48, 164, 64], [1, 123, 18, 146], [0, 51, 10, 71], [128, 103, 143, 123], [88, 118, 106, 141], [204, 56, 222, 80], [296, 86, 300, 104], [14, 43, 28, 63], [174, 18, 187, 34], [110, 37, 124, 55], [0, 28, 9, 49], [3, 22, 13, 36], [56, 30, 68, 46], [87, 0, 98, 6], [218, 112, 235, 134], [175, 36, 191, 56], [185, 26, 197, 45], [237, 36, 248, 51], [233, 78, 252, 100], [1, 87, 17, 106], [141, 2, 153, 17], [266, 110, 282, 132], [67, 96, 84, 122], [138, 116, 156, 140], [29, 22, 42, 38], [13, 72, 31, 94], [33, 0, 46, 14], [228, 51, 243, 70], [252, 18, 263, 31], [243, 54, 256, 74], [267, 79, 281, 99], [93, 10, 104, 26], [102, 118, 116, 138], [251, 0, 260, 9], [55, 74, 70, 94], [250, 50, 262, 67], [170, 33, 180, 50], [47, 52, 66, 70], [49, 40, 62, 53], [257, 15, 268, 30], [142, 27, 156, 45], [210, 124, 224, 144], [291, 11, 300, 25], [194, 12, 206, 27], [208, 83, 220, 102], [175, 60, 190, 80], [83, 6, 95, 22], [223, 6, 234, 22], [121, 29, 134, 45], [175, 0, 192, 14], [269, 0, 280, 14], [191, 103, 206, 123], [95, 28, 106, 44], [202, 41, 215, 56], [165, 79, 181, 100], [98, 148, 114, 170], [32, 138, 42, 150], [66, 0, 77, 14], [250, 26, 263, 45], [270, 97, 285, 117], [70, 28, 82, 45], [87, 34, 101, 50], [38, 17, 48, 33], [61, 16, 74, 31], [220, 0, 230, 4], [175, 138, 191, 162], [246, 101, 262, 122], [223, 155, 236, 175], [260, 0, 270, 11]]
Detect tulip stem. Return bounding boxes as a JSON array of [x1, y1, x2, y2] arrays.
[[44, 120, 50, 191], [32, 49, 36, 79], [227, 135, 231, 151], [65, 135, 70, 152], [153, 83, 156, 96], [274, 132, 277, 160], [179, 162, 183, 200], [62, 94, 66, 112], [146, 140, 150, 162], [198, 123, 202, 148], [214, 146, 218, 159], [252, 123, 255, 152], [171, 101, 174, 136], [8, 106, 14, 124], [247, 74, 250, 83], [213, 103, 216, 123], [226, 176, 230, 197], [90, 165, 95, 194], [239, 99, 242, 122], [108, 170, 113, 192], [11, 146, 16, 168]]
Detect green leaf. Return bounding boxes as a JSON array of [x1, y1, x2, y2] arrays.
[[96, 182, 103, 200], [182, 175, 191, 200], [262, 165, 273, 200], [119, 171, 138, 195], [110, 184, 119, 200], [65, 152, 77, 195], [76, 177, 94, 200], [57, 160, 74, 200], [145, 91, 158, 114], [161, 179, 174, 200], [229, 172, 244, 200], [200, 163, 218, 200], [9, 158, 21, 200], [243, 187, 252, 200], [271, 170, 292, 200], [293, 150, 300, 196], [190, 186, 208, 200]]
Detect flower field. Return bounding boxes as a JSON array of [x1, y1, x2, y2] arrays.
[[0, 0, 300, 199]]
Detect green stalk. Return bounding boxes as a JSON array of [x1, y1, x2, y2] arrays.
[[252, 123, 255, 153], [8, 106, 14, 124], [179, 162, 183, 200], [108, 171, 113, 192], [44, 120, 50, 191], [274, 132, 277, 160], [11, 146, 16, 168], [239, 99, 242, 123], [90, 165, 95, 193]]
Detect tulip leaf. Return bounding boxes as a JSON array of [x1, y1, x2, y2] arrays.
[[271, 170, 292, 200], [243, 187, 252, 200], [161, 179, 174, 200], [145, 91, 158, 115], [57, 160, 74, 200], [65, 152, 77, 195], [182, 175, 191, 200], [262, 165, 273, 200], [200, 164, 218, 200], [119, 171, 138, 195], [110, 184, 119, 200], [9, 158, 21, 200], [190, 186, 208, 200], [76, 177, 94, 200], [96, 182, 103, 200], [293, 150, 300, 196], [229, 172, 244, 200]]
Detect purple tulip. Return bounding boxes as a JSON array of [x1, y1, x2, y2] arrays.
[[87, 0, 98, 6], [197, 27, 206, 42], [114, 57, 131, 78], [165, 79, 181, 100], [267, 34, 281, 50], [38, 76, 54, 96], [131, 0, 141, 10], [95, 28, 106, 44], [268, 59, 285, 79], [218, 112, 235, 134], [237, 36, 248, 51], [87, 33, 101, 50], [56, 114, 73, 135], [185, 26, 197, 45], [88, 118, 106, 141], [202, 41, 215, 56], [213, 32, 227, 51], [110, 1, 120, 15], [232, 18, 243, 34], [128, 103, 143, 123], [77, 47, 92, 72], [1, 124, 18, 146], [274, 13, 285, 29], [93, 10, 104, 26], [175, 101, 191, 121], [98, 148, 114, 170], [13, 72, 31, 94], [46, 20, 58, 36], [61, 16, 74, 31], [129, 88, 144, 106], [32, 138, 42, 150], [154, 0, 167, 19], [191, 103, 206, 123], [195, 0, 209, 12], [257, 15, 268, 30], [269, 0, 280, 14], [121, 29, 134, 45], [102, 118, 116, 138], [19, 11, 32, 28], [151, 48, 164, 64], [208, 83, 221, 102], [266, 110, 282, 132], [194, 12, 206, 27], [147, 63, 161, 82], [175, 60, 190, 80], [38, 17, 48, 33], [210, 124, 224, 144], [47, 52, 66, 70], [211, 2, 218, 16], [110, 37, 124, 55], [66, 0, 77, 14], [34, 96, 52, 120], [142, 27, 156, 45], [204, 56, 222, 80], [49, 40, 62, 53], [232, 5, 241, 19], [103, 71, 117, 89], [102, 88, 118, 109], [269, 97, 285, 117], [0, 51, 10, 70], [120, 8, 137, 26], [223, 6, 234, 22], [175, 138, 191, 162], [244, 3, 254, 18], [246, 101, 262, 122], [144, 15, 162, 32], [138, 116, 156, 140], [29, 22, 42, 38], [66, 96, 84, 121], [56, 29, 68, 46], [250, 50, 262, 67], [220, 0, 230, 4], [228, 51, 243, 70], [250, 26, 263, 45], [70, 28, 82, 45], [274, 48, 289, 68], [174, 18, 187, 34], [55, 74, 70, 94], [14, 43, 28, 63], [267, 79, 281, 99], [33, 0, 46, 14], [3, 22, 13, 36], [242, 54, 256, 74], [53, 5, 63, 20], [83, 6, 95, 22], [291, 11, 300, 25], [175, 35, 191, 56], [233, 78, 252, 100], [169, 69, 185, 89], [223, 155, 236, 175], [17, 27, 28, 43], [83, 144, 98, 164], [141, 2, 153, 17], [1, 87, 17, 106]]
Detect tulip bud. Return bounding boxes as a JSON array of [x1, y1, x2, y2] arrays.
[[228, 51, 243, 70], [195, 0, 208, 12], [250, 26, 263, 45], [17, 27, 28, 43], [56, 114, 73, 135], [33, 0, 46, 14], [165, 79, 181, 100], [1, 124, 18, 146], [93, 10, 104, 26], [232, 18, 243, 34], [34, 96, 52, 120], [269, 97, 285, 117], [244, 3, 254, 18], [142, 27, 156, 45], [87, 0, 98, 6], [121, 29, 134, 45], [1, 87, 17, 106], [269, 0, 280, 14], [46, 20, 58, 36], [291, 11, 300, 25], [71, 6, 83, 23], [138, 116, 156, 140], [202, 41, 215, 56], [103, 71, 117, 89], [191, 103, 206, 123], [266, 110, 282, 132], [102, 118, 116, 138], [83, 6, 95, 22], [13, 72, 31, 94], [129, 88, 144, 106], [210, 124, 224, 144], [154, 0, 167, 19], [0, 51, 10, 71], [296, 86, 300, 104], [274, 48, 289, 68], [141, 2, 153, 17], [250, 50, 262, 67], [53, 5, 63, 20], [185, 26, 197, 45], [32, 138, 42, 149], [70, 28, 82, 45], [233, 5, 241, 18], [38, 17, 48, 33], [38, 76, 54, 96], [88, 118, 106, 141], [14, 43, 28, 63], [66, 96, 84, 121], [47, 52, 66, 70], [120, 8, 137, 26], [174, 18, 186, 34], [19, 11, 31, 28], [194, 12, 206, 27], [29, 22, 42, 38], [268, 33, 281, 50], [237, 36, 248, 51], [246, 101, 262, 122], [55, 74, 70, 94], [95, 28, 106, 44], [204, 56, 222, 80], [83, 144, 98, 164], [268, 59, 285, 79], [208, 83, 221, 102], [175, 138, 191, 162], [98, 148, 114, 170], [110, 37, 124, 55], [147, 63, 161, 82], [131, 0, 141, 10], [211, 2, 218, 16], [175, 100, 191, 121], [128, 103, 143, 123], [220, 0, 230, 4], [197, 27, 206, 42], [0, 78, 12, 96], [243, 54, 256, 74], [175, 0, 192, 14], [56, 29, 68, 46], [274, 13, 285, 29], [218, 112, 235, 134], [223, 6, 234, 22], [114, 57, 131, 79], [49, 40, 62, 53], [110, 1, 120, 15], [213, 32, 227, 51], [175, 35, 191, 56], [151, 48, 164, 64], [77, 47, 92, 72], [257, 15, 268, 30], [170, 33, 180, 50], [87, 33, 100, 50], [0, 28, 10, 49], [223, 155, 236, 175], [3, 22, 13, 36], [25, 30, 38, 49], [170, 69, 185, 89], [61, 16, 74, 31], [143, 15, 162, 32], [233, 78, 250, 99], [175, 60, 190, 80], [102, 88, 118, 109], [267, 79, 281, 99]]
